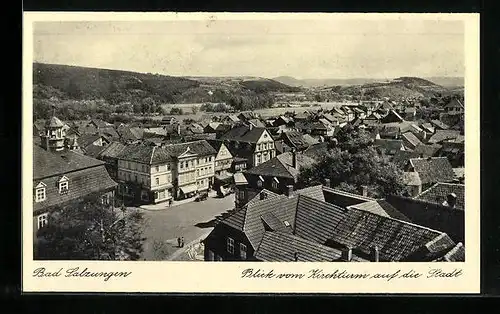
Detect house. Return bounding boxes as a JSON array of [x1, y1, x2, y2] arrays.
[[247, 119, 266, 128], [415, 182, 465, 210], [238, 111, 257, 122], [274, 139, 292, 155], [117, 126, 144, 144], [221, 115, 241, 124], [87, 118, 113, 130], [392, 144, 442, 168], [273, 115, 294, 127], [204, 185, 462, 262], [421, 122, 435, 135], [161, 116, 178, 125], [281, 130, 311, 151], [402, 172, 423, 196], [430, 119, 449, 130], [427, 130, 463, 144], [78, 133, 111, 152], [293, 111, 311, 121], [436, 141, 465, 168], [444, 98, 464, 115], [231, 157, 248, 173], [404, 157, 455, 190], [404, 107, 417, 121], [241, 151, 316, 197], [401, 132, 423, 150], [321, 113, 339, 126], [219, 125, 276, 168], [97, 141, 127, 180], [380, 110, 405, 123], [206, 140, 234, 175], [318, 118, 335, 137], [33, 116, 117, 240], [115, 140, 217, 204], [374, 139, 405, 156], [387, 192, 465, 244]]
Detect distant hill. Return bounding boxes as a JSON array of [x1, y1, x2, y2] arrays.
[[33, 63, 300, 105], [333, 77, 452, 99], [273, 75, 464, 89], [273, 76, 386, 87]]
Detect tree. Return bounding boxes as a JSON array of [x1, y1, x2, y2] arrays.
[[297, 125, 406, 198], [191, 106, 199, 114], [35, 195, 145, 260], [169, 107, 184, 115], [133, 103, 142, 114]]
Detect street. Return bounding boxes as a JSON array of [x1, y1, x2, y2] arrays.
[[139, 194, 235, 260]]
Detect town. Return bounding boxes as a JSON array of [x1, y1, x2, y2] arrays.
[[32, 65, 465, 263]]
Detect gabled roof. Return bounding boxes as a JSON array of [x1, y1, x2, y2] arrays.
[[247, 119, 266, 128], [244, 152, 316, 180], [430, 119, 450, 130], [99, 141, 127, 159], [374, 139, 404, 153], [281, 130, 310, 151], [445, 98, 464, 109], [428, 130, 462, 144], [78, 133, 108, 149], [421, 122, 435, 133], [434, 242, 465, 262], [415, 182, 465, 210], [402, 172, 422, 186], [401, 132, 422, 148], [292, 184, 325, 202], [220, 125, 269, 143], [347, 199, 411, 222], [84, 144, 107, 158], [409, 157, 455, 185], [302, 134, 319, 146]]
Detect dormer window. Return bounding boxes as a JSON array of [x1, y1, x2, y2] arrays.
[[272, 177, 279, 189], [59, 176, 69, 194], [35, 182, 47, 202]]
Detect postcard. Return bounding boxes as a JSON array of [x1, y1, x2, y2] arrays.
[[23, 12, 480, 293]]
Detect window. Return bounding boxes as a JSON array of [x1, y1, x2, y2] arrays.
[[272, 181, 278, 190], [197, 169, 200, 176], [155, 177, 160, 185], [35, 185, 46, 202], [257, 180, 263, 188], [37, 213, 48, 229], [180, 162, 184, 169], [238, 190, 245, 200], [167, 164, 171, 171], [227, 237, 234, 254], [257, 154, 261, 165], [240, 243, 247, 260]]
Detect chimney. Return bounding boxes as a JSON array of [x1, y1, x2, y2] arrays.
[[259, 191, 268, 200], [285, 185, 294, 197], [177, 124, 181, 135], [447, 193, 457, 208], [294, 252, 299, 262], [249, 123, 253, 130], [341, 246, 352, 262], [371, 246, 380, 262], [292, 149, 297, 169], [324, 178, 331, 188], [360, 185, 368, 197]]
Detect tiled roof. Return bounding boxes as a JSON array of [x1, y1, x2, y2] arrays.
[[282, 130, 310, 150], [220, 125, 268, 143], [274, 140, 291, 154], [428, 130, 462, 144], [328, 207, 455, 262], [292, 184, 325, 202], [409, 157, 455, 185], [415, 182, 465, 210], [244, 152, 316, 180], [434, 242, 465, 262], [216, 187, 459, 261], [84, 144, 107, 158], [414, 143, 442, 156], [421, 122, 435, 133], [430, 119, 450, 130], [302, 134, 319, 146], [255, 231, 354, 262], [99, 141, 127, 159], [33, 164, 117, 214], [347, 199, 410, 221], [445, 98, 464, 109], [34, 144, 104, 179], [78, 133, 107, 149], [117, 140, 217, 164], [402, 172, 422, 186], [322, 113, 337, 123], [401, 132, 422, 148], [248, 119, 266, 128], [453, 167, 465, 179]]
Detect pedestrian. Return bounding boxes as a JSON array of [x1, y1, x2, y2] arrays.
[[181, 237, 185, 248], [177, 237, 181, 248]]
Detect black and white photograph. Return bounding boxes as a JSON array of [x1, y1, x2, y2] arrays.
[[29, 15, 470, 264]]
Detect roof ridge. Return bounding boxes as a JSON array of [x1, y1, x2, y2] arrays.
[[444, 242, 464, 260], [415, 182, 440, 199], [150, 146, 156, 165]]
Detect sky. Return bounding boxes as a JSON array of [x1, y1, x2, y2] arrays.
[[33, 18, 465, 80]]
